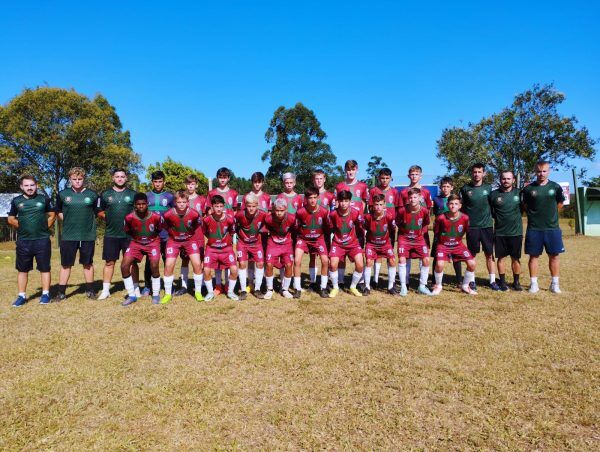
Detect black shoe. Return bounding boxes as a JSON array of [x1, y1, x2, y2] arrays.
[[293, 289, 302, 299], [239, 291, 247, 300], [362, 287, 371, 296], [319, 288, 329, 298], [254, 291, 265, 299], [490, 281, 501, 291], [469, 281, 477, 291], [388, 288, 400, 296], [498, 281, 509, 292], [53, 292, 66, 302], [308, 283, 319, 293], [173, 287, 188, 296], [86, 290, 97, 300], [512, 282, 523, 291]]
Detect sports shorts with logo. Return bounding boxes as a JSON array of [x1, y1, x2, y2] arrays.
[[296, 236, 328, 256], [204, 246, 237, 269], [365, 242, 395, 260], [166, 239, 201, 259], [16, 238, 52, 272], [435, 243, 473, 263], [397, 238, 429, 259], [266, 242, 294, 266], [329, 241, 363, 260], [237, 240, 264, 264], [125, 240, 162, 262]]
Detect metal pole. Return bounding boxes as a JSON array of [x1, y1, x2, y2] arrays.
[[572, 168, 582, 235]]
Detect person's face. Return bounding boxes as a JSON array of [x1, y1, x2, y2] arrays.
[[448, 199, 461, 213], [186, 181, 197, 194], [134, 199, 148, 215], [440, 183, 453, 197], [212, 203, 224, 216], [408, 170, 421, 185], [313, 174, 325, 189], [283, 178, 295, 192], [152, 178, 165, 192], [70, 175, 84, 189], [374, 200, 385, 215], [252, 180, 264, 192], [536, 164, 550, 182], [175, 197, 188, 211], [378, 174, 391, 188], [217, 176, 229, 188], [338, 198, 350, 211], [274, 205, 286, 220], [112, 171, 127, 187], [20, 179, 37, 196], [245, 202, 258, 216], [500, 173, 514, 189], [408, 193, 420, 208], [307, 194, 318, 208], [471, 168, 484, 183], [345, 167, 358, 180]]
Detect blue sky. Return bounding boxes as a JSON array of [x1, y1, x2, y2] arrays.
[[1, 1, 599, 185]]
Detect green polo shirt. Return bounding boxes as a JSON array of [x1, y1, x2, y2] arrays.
[[99, 187, 136, 238], [522, 181, 564, 230], [490, 188, 523, 236], [8, 193, 54, 240], [57, 188, 99, 241], [459, 183, 493, 229]]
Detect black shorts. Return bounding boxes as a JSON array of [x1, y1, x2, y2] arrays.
[[16, 238, 51, 273], [60, 240, 95, 266], [466, 227, 493, 256], [103, 236, 131, 261], [494, 235, 523, 259]]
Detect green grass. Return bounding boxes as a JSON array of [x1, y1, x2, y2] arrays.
[[0, 222, 598, 449]]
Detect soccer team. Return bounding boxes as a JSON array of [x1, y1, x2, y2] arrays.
[[8, 159, 566, 307]]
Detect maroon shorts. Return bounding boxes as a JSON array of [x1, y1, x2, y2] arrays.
[[329, 241, 363, 261], [397, 238, 429, 259], [436, 243, 473, 263], [204, 246, 237, 269], [296, 236, 328, 256], [125, 240, 161, 262], [166, 239, 201, 259], [365, 243, 395, 260], [237, 240, 264, 263], [266, 242, 294, 266]]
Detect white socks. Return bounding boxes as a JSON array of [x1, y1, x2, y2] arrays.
[[364, 267, 372, 289], [266, 276, 274, 291], [374, 262, 381, 283], [124, 276, 136, 296], [180, 267, 189, 289], [282, 277, 292, 291], [163, 275, 174, 295], [435, 271, 443, 286], [329, 271, 339, 289], [320, 274, 328, 289], [228, 278, 236, 295], [551, 276, 559, 285], [489, 273, 496, 284], [254, 267, 264, 291], [205, 278, 214, 294], [419, 266, 430, 286], [398, 263, 407, 288], [102, 282, 110, 293], [238, 268, 248, 292], [309, 267, 317, 284], [350, 271, 362, 289], [193, 273, 203, 292], [293, 276, 302, 291], [387, 266, 396, 290], [462, 271, 475, 288], [151, 276, 161, 296]]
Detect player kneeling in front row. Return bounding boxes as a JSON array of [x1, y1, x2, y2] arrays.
[[202, 195, 239, 301], [294, 187, 330, 298], [363, 194, 397, 296], [235, 193, 267, 299], [161, 190, 204, 304], [432, 194, 477, 295], [396, 188, 433, 296], [328, 190, 364, 298], [121, 193, 164, 306], [264, 199, 296, 299]]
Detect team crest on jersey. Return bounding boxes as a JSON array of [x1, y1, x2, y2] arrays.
[[18, 203, 24, 209], [389, 196, 393, 202], [318, 217, 323, 225], [149, 224, 155, 232], [513, 195, 520, 202], [161, 199, 168, 206], [548, 189, 555, 195], [497, 197, 503, 204], [108, 196, 113, 202], [84, 197, 92, 204], [356, 190, 361, 196], [467, 191, 473, 197], [458, 225, 464, 233], [418, 218, 423, 226], [125, 196, 131, 202], [187, 220, 192, 227], [383, 224, 388, 232], [483, 190, 488, 195], [36, 202, 43, 207], [192, 243, 198, 250], [531, 190, 537, 197], [65, 196, 72, 203]]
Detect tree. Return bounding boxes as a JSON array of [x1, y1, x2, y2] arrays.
[[583, 175, 600, 187], [142, 157, 209, 193], [0, 87, 142, 196], [262, 102, 342, 192], [362, 155, 389, 184], [437, 84, 597, 188]]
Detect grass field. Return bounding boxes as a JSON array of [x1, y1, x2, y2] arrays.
[[1, 222, 598, 449]]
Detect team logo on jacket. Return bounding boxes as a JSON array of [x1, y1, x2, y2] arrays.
[[458, 225, 463, 233], [149, 224, 155, 231]]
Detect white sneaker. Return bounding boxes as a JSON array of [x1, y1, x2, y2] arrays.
[[97, 291, 111, 300], [529, 284, 540, 294], [227, 292, 239, 301], [264, 290, 274, 300], [281, 290, 293, 299], [134, 288, 142, 298], [550, 284, 562, 294]]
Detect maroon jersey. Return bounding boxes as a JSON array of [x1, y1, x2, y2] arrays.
[[397, 206, 430, 241], [364, 212, 396, 246], [434, 212, 470, 247], [208, 187, 239, 214], [264, 213, 296, 245], [304, 190, 335, 209], [202, 214, 235, 249], [399, 186, 433, 209], [277, 192, 303, 215], [335, 181, 369, 213], [124, 211, 163, 245], [163, 207, 200, 241], [296, 206, 329, 240], [328, 209, 363, 246], [369, 186, 400, 216], [234, 210, 266, 244], [241, 191, 272, 213], [189, 194, 208, 217]]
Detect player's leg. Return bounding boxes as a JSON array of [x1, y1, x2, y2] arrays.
[[465, 229, 480, 290], [80, 241, 96, 299], [308, 253, 317, 287], [237, 254, 249, 299], [187, 253, 204, 301], [497, 256, 508, 290], [226, 262, 239, 300], [161, 256, 177, 304], [281, 258, 294, 299], [100, 236, 120, 299], [397, 247, 409, 295], [348, 251, 364, 296], [549, 254, 561, 293], [483, 228, 498, 290], [13, 240, 33, 306], [202, 255, 215, 300], [461, 258, 478, 295], [253, 261, 265, 297], [363, 258, 374, 294], [318, 252, 329, 297], [120, 254, 138, 305], [35, 238, 52, 304], [264, 262, 275, 299], [373, 258, 381, 287], [525, 229, 543, 293], [432, 255, 446, 295], [149, 256, 162, 303], [55, 240, 76, 301], [417, 256, 432, 295], [329, 256, 340, 297], [386, 254, 397, 294], [293, 246, 305, 296], [511, 256, 522, 291]]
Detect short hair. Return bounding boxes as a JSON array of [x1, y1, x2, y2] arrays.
[[344, 160, 358, 171], [379, 168, 392, 177], [216, 167, 231, 178], [211, 195, 225, 205], [244, 193, 259, 205], [134, 192, 148, 203], [282, 172, 296, 182], [312, 169, 326, 177], [175, 189, 189, 200], [151, 170, 165, 181], [112, 168, 127, 176], [439, 176, 454, 186], [251, 172, 265, 183], [19, 174, 37, 184], [336, 190, 352, 201], [305, 186, 319, 198], [471, 162, 485, 172], [68, 167, 85, 178], [371, 193, 385, 204], [408, 165, 422, 174], [185, 174, 198, 184], [448, 194, 461, 203], [535, 160, 550, 168], [500, 170, 514, 177], [273, 198, 288, 210], [407, 187, 421, 197]]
